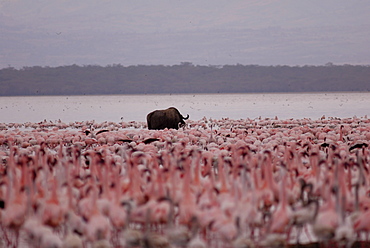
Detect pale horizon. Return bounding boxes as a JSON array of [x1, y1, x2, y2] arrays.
[[1, 0, 369, 69]]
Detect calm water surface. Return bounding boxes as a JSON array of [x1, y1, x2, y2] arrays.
[[0, 92, 369, 123]]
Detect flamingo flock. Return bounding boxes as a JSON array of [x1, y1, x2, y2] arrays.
[[0, 116, 369, 248]]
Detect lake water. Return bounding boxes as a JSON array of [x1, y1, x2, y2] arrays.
[[0, 92, 369, 123]]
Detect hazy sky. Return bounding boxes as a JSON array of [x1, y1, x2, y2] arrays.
[[1, 0, 369, 68]]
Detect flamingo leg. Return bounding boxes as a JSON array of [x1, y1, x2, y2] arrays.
[[303, 224, 313, 243], [296, 226, 302, 244], [0, 225, 11, 247]]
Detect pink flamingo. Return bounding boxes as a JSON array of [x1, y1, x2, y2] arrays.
[[267, 168, 292, 239], [120, 200, 145, 248], [312, 184, 339, 243], [40, 177, 65, 228], [187, 216, 207, 248], [161, 196, 192, 248], [84, 185, 111, 243], [2, 148, 27, 247], [178, 157, 199, 227]]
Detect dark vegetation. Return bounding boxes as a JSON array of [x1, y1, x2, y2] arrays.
[[0, 63, 369, 96]]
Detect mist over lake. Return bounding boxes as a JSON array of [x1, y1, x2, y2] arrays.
[[1, 92, 369, 124]]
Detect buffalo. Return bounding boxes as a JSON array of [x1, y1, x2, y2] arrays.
[[147, 107, 189, 130]]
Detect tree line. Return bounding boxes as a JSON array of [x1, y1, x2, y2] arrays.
[[0, 63, 369, 96]]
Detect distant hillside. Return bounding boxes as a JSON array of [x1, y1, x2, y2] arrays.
[[0, 63, 369, 96]]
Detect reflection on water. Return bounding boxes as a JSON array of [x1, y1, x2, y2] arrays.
[[0, 92, 369, 123]]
